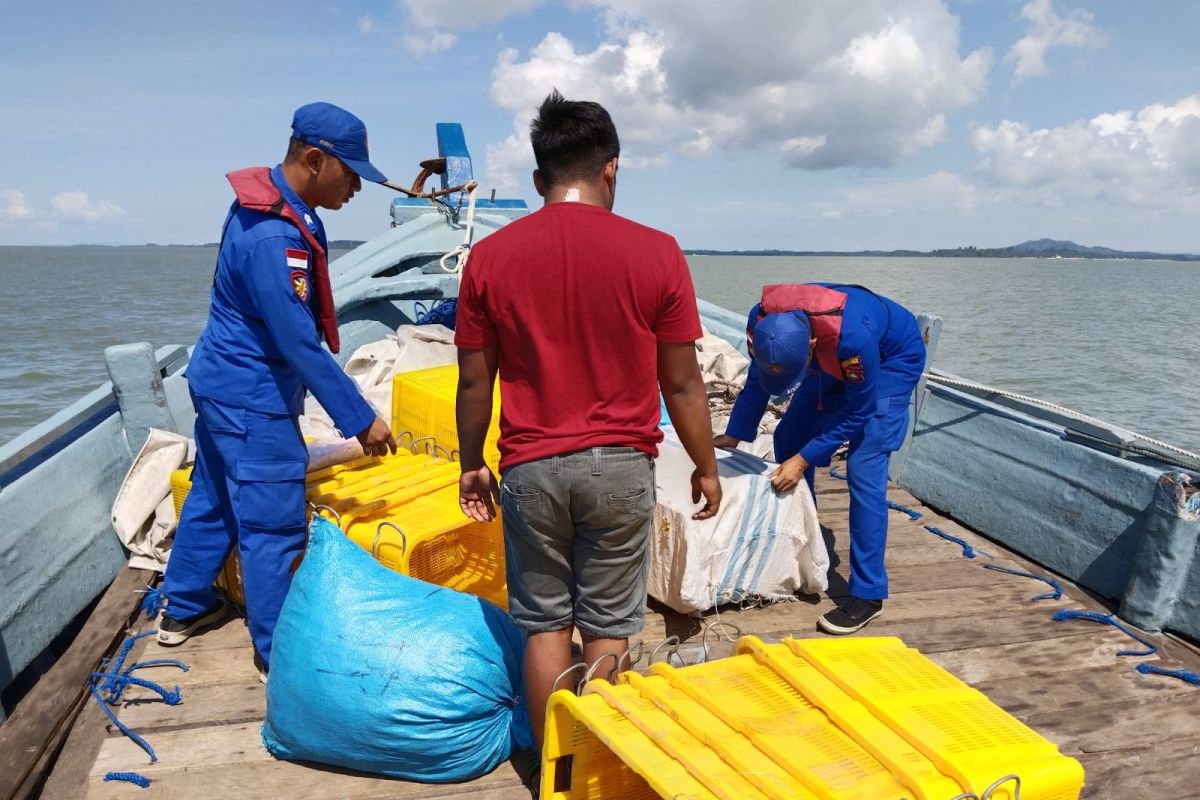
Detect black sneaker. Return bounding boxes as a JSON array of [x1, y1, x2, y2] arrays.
[[818, 597, 883, 635], [157, 600, 227, 646]]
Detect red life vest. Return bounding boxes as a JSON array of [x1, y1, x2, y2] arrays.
[[226, 167, 341, 354], [758, 283, 848, 381]]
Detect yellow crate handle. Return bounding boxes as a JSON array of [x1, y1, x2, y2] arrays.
[[372, 521, 408, 559]]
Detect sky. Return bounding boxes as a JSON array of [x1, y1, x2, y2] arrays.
[[1, 0, 1198, 252]]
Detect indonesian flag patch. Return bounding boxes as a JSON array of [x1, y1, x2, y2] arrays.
[[285, 248, 309, 271], [841, 355, 864, 383], [291, 270, 310, 302]]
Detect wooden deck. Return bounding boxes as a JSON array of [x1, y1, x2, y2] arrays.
[[48, 468, 1200, 799]]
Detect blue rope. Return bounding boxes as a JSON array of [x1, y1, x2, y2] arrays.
[[921, 525, 979, 559], [139, 585, 166, 619], [104, 772, 150, 788], [414, 298, 458, 329], [887, 500, 923, 521], [89, 630, 189, 763], [829, 466, 847, 480], [1136, 663, 1200, 686], [1051, 610, 1158, 657], [982, 563, 1063, 600]]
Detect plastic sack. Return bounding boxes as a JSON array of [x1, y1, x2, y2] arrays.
[[261, 516, 531, 782], [648, 427, 829, 613]]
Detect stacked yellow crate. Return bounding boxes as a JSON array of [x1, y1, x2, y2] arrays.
[[167, 448, 507, 610], [391, 363, 502, 476], [542, 636, 1085, 800]]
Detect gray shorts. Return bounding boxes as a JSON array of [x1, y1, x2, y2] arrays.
[[500, 446, 655, 639]]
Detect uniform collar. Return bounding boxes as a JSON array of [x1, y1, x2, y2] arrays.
[[270, 164, 326, 247]]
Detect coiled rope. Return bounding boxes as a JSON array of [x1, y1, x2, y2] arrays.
[[439, 180, 478, 274], [414, 298, 458, 329], [89, 630, 189, 763]]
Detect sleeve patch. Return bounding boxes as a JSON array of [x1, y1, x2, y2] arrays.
[[290, 270, 310, 302], [285, 248, 309, 271], [840, 355, 864, 383]]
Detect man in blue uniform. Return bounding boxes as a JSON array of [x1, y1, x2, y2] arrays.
[[715, 283, 926, 634], [158, 103, 397, 676]]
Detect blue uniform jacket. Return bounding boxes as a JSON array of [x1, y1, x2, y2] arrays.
[[726, 285, 926, 465], [186, 165, 375, 436]]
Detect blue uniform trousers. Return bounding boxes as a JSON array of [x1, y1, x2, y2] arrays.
[[774, 377, 913, 600], [162, 390, 309, 665]]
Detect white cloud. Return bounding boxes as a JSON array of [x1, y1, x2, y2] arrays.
[[403, 30, 457, 56], [0, 189, 35, 223], [817, 171, 981, 219], [482, 1, 991, 189], [972, 93, 1200, 209], [1005, 0, 1105, 85], [399, 0, 541, 30], [49, 191, 129, 223], [357, 14, 377, 34]]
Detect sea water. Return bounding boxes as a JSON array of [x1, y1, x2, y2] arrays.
[[1, 247, 1196, 452]]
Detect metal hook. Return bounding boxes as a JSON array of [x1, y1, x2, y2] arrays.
[[410, 436, 435, 455], [372, 521, 408, 560], [618, 640, 645, 672], [551, 663, 589, 695], [702, 620, 742, 661], [395, 430, 414, 446], [981, 775, 1021, 800], [584, 652, 620, 685], [310, 504, 343, 527], [649, 636, 682, 666], [449, 449, 461, 462], [431, 443, 452, 461]]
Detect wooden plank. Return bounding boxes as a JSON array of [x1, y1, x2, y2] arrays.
[[927, 630, 1162, 685], [117, 682, 265, 734], [87, 721, 528, 800], [1026, 692, 1200, 755], [1077, 740, 1200, 799], [0, 566, 151, 800], [975, 663, 1199, 718]]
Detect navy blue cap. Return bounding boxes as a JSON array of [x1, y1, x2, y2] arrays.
[[291, 102, 387, 184], [751, 311, 813, 395]]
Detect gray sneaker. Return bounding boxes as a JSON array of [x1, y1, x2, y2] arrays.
[[818, 597, 883, 635], [157, 601, 227, 646]]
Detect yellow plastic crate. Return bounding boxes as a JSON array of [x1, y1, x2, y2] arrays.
[[347, 483, 508, 610], [391, 364, 502, 475], [779, 637, 1084, 800], [542, 636, 1084, 800]]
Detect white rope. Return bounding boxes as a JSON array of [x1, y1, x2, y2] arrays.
[[439, 180, 479, 275], [927, 372, 1200, 462]]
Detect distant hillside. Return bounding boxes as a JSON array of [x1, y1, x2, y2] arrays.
[[685, 239, 1200, 261]]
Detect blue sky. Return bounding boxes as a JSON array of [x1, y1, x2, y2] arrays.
[[1, 0, 1198, 251]]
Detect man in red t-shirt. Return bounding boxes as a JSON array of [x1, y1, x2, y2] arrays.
[[455, 91, 722, 774]]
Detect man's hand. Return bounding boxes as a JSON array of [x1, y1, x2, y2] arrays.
[[713, 434, 741, 450], [690, 468, 722, 520], [769, 454, 809, 493], [460, 465, 500, 522], [356, 416, 397, 457]]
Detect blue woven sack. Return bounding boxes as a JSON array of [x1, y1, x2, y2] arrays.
[[261, 516, 531, 782]]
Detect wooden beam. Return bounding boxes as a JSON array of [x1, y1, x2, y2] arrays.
[[0, 566, 151, 800]]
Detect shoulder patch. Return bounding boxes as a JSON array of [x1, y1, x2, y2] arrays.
[[285, 248, 309, 271], [291, 270, 310, 302], [840, 355, 864, 383]]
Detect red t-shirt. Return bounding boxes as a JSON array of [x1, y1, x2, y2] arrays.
[[455, 202, 703, 471]]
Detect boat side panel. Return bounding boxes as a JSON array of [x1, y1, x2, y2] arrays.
[[0, 414, 130, 701], [896, 384, 1161, 602]]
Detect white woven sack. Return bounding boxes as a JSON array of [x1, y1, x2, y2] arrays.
[[648, 427, 828, 614]]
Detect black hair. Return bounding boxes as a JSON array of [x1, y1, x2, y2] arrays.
[[530, 89, 620, 186], [286, 136, 310, 162]]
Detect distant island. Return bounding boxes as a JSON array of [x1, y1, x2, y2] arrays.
[[684, 239, 1200, 262]]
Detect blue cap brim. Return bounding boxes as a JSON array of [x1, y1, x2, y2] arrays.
[[342, 157, 387, 184], [754, 361, 804, 397]]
